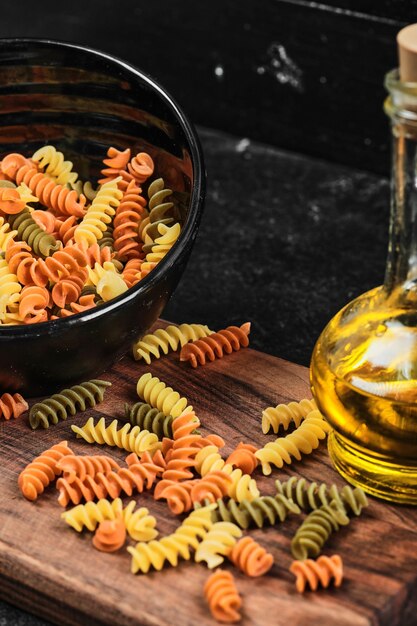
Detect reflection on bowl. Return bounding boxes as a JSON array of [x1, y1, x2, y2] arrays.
[[0, 38, 205, 395]]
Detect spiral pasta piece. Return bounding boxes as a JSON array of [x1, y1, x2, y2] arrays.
[[56, 454, 120, 483], [203, 493, 301, 529], [105, 452, 164, 496], [56, 473, 108, 506], [127, 152, 154, 184], [145, 222, 181, 264], [122, 501, 158, 541], [275, 477, 368, 516], [18, 440, 74, 501], [96, 268, 128, 302], [61, 497, 157, 542], [113, 179, 146, 261], [74, 178, 122, 246], [140, 177, 175, 247], [29, 379, 111, 429], [291, 501, 350, 560], [136, 372, 193, 418], [136, 260, 156, 280], [275, 477, 331, 512], [125, 402, 174, 439], [52, 267, 88, 307], [161, 442, 199, 483], [59, 293, 96, 317], [155, 470, 231, 514], [71, 241, 113, 268], [180, 323, 251, 368], [226, 443, 258, 475], [70, 180, 98, 201], [8, 208, 61, 258], [92, 516, 126, 552], [194, 445, 260, 502], [255, 410, 332, 475], [132, 323, 214, 363], [157, 409, 203, 482], [204, 569, 242, 623], [16, 182, 39, 206], [99, 147, 131, 185], [19, 285, 50, 324], [98, 220, 115, 250], [290, 555, 343, 592], [99, 518, 129, 552], [1, 153, 34, 179], [32, 209, 57, 234], [54, 215, 78, 245], [71, 417, 160, 455], [195, 521, 242, 569], [262, 398, 317, 435], [127, 504, 214, 574], [0, 392, 28, 420], [32, 145, 78, 186], [61, 497, 123, 531], [0, 186, 25, 215], [154, 480, 194, 514], [122, 258, 143, 288], [36, 245, 89, 284], [336, 484, 369, 516], [230, 536, 274, 577], [5, 240, 45, 287], [171, 408, 201, 439], [87, 260, 119, 286], [15, 164, 86, 218]]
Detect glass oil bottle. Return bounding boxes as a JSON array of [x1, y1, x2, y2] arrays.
[[310, 26, 417, 504]]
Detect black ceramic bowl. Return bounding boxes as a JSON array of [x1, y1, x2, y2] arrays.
[[0, 39, 205, 396]]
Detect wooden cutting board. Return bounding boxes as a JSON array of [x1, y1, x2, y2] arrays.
[[1, 321, 417, 626]]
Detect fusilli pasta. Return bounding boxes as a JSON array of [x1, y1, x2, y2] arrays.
[[132, 323, 214, 363], [290, 554, 343, 592], [29, 379, 111, 429]]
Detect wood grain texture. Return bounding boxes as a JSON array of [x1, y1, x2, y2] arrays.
[[1, 321, 417, 626]]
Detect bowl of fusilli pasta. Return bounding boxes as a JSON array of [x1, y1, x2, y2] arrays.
[[0, 38, 205, 394]]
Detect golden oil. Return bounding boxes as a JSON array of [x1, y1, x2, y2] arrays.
[[311, 285, 417, 503]]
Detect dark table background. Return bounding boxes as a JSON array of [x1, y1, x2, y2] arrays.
[[0, 0, 413, 624]]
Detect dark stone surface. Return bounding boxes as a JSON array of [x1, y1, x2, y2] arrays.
[[0, 0, 407, 174], [0, 126, 390, 625], [166, 126, 390, 366]]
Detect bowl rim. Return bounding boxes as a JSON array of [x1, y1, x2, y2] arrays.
[[0, 37, 205, 336]]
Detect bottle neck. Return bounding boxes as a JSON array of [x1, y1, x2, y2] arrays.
[[384, 69, 417, 293]]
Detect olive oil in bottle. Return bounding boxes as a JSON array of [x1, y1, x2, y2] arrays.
[[310, 25, 417, 504]]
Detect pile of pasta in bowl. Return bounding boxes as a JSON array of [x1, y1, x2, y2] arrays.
[[0, 144, 182, 325]]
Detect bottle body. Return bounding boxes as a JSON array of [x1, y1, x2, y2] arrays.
[[311, 285, 417, 503], [310, 69, 417, 503]]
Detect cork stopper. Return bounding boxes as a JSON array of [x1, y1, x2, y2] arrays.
[[398, 24, 417, 82]]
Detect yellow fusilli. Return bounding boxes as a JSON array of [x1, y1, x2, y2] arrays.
[[71, 417, 161, 455], [132, 323, 214, 363], [195, 521, 242, 569], [145, 222, 181, 264], [32, 145, 78, 186], [262, 398, 317, 434], [61, 498, 158, 542], [74, 178, 122, 246], [136, 372, 193, 418], [127, 504, 215, 574], [255, 410, 331, 475]]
